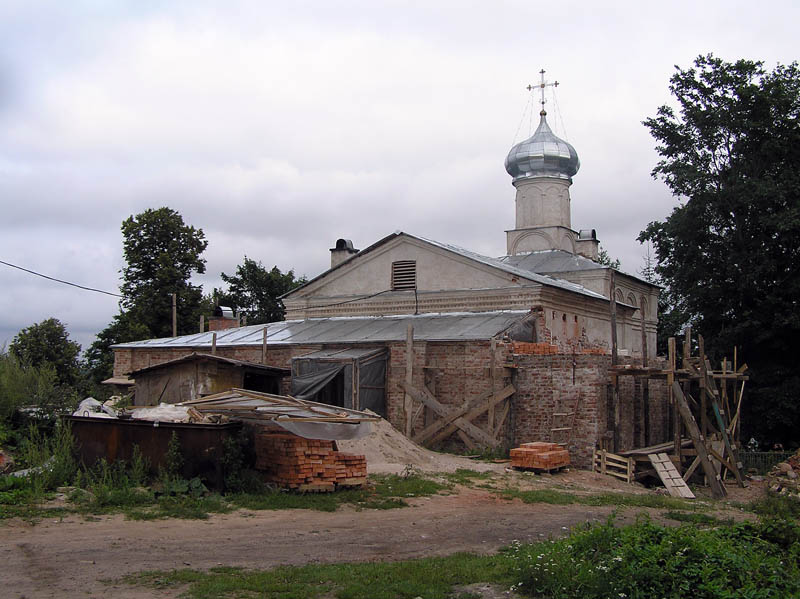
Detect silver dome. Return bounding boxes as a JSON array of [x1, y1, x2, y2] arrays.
[[505, 112, 580, 182]]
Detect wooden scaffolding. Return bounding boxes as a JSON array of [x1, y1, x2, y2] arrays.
[[601, 328, 749, 499]]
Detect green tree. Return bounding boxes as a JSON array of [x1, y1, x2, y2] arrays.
[[639, 54, 800, 445], [120, 207, 208, 338], [597, 246, 621, 269], [86, 207, 208, 382], [9, 318, 81, 387], [218, 257, 305, 325]]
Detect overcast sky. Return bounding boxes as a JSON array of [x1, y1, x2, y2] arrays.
[[1, 1, 798, 352]]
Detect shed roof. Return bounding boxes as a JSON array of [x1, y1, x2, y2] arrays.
[[129, 352, 291, 376], [293, 347, 386, 361], [112, 310, 531, 350]]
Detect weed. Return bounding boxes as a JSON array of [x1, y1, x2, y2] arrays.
[[444, 469, 494, 486], [663, 510, 727, 525], [507, 515, 800, 598], [123, 553, 514, 599], [163, 431, 184, 477], [748, 491, 800, 519]]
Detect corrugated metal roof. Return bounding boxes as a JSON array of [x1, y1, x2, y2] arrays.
[[293, 348, 386, 361], [112, 310, 531, 350], [282, 231, 608, 301], [499, 249, 606, 273], [499, 249, 659, 288]]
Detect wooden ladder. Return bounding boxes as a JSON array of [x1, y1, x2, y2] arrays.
[[648, 453, 695, 498], [551, 393, 581, 447]]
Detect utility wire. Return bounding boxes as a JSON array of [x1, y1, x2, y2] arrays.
[[305, 288, 394, 309], [0, 259, 123, 298]]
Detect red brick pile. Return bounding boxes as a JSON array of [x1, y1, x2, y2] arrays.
[[510, 441, 570, 470], [254, 432, 367, 491]]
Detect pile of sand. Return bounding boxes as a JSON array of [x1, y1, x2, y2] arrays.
[[337, 412, 505, 474]]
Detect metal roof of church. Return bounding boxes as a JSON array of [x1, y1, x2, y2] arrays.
[[282, 231, 608, 302], [111, 310, 532, 349], [499, 249, 660, 288], [500, 249, 606, 273]]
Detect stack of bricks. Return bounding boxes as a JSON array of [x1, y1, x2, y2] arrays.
[[510, 441, 570, 471], [254, 432, 367, 491]]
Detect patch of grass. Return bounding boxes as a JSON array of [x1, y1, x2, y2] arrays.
[[502, 488, 704, 511], [443, 469, 494, 486], [123, 553, 514, 599], [230, 473, 448, 513], [663, 510, 728, 525], [747, 491, 800, 519], [127, 494, 233, 521], [507, 515, 800, 598]]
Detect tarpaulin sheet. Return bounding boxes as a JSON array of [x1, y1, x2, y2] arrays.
[[291, 364, 344, 401], [273, 419, 372, 440]]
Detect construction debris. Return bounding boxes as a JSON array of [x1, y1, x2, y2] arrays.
[[510, 442, 570, 471], [254, 432, 367, 491], [767, 450, 800, 499], [181, 388, 379, 440]]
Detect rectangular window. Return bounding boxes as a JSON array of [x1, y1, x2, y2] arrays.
[[391, 260, 416, 290]]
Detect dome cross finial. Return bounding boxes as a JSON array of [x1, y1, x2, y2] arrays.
[[527, 69, 559, 115]]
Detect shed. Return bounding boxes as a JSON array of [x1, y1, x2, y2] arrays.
[[130, 353, 290, 406], [291, 348, 387, 416]]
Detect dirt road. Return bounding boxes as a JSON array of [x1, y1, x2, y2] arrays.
[[3, 488, 626, 599]]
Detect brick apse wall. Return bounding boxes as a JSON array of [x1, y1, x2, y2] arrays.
[[114, 342, 669, 469]]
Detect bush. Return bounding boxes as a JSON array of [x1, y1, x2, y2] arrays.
[[508, 515, 800, 598], [0, 352, 60, 423]]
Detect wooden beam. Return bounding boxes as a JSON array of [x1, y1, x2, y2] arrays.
[[492, 399, 511, 444], [489, 337, 497, 437], [413, 384, 515, 445], [672, 381, 726, 498], [211, 332, 217, 355], [261, 326, 268, 364], [401, 382, 498, 447], [683, 456, 702, 482], [404, 324, 414, 437]]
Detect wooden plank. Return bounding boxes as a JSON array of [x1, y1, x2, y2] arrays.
[[704, 368, 747, 488], [457, 430, 477, 450], [401, 382, 496, 447], [261, 326, 268, 364], [649, 453, 695, 498], [683, 456, 701, 482], [492, 399, 511, 444], [404, 324, 414, 437], [672, 381, 726, 498], [427, 385, 515, 447], [489, 337, 497, 437], [413, 384, 515, 445]]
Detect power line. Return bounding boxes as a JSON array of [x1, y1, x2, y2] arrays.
[[0, 259, 123, 298]]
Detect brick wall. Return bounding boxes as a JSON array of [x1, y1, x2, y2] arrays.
[[510, 353, 670, 468], [114, 340, 669, 469]]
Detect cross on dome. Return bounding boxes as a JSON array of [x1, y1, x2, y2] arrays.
[[527, 69, 559, 115]]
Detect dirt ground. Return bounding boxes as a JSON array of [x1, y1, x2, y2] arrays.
[[2, 469, 762, 599], [2, 421, 764, 598]]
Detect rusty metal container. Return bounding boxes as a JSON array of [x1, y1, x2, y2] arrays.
[[65, 416, 242, 488]]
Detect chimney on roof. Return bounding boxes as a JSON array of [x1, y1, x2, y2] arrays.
[[208, 306, 240, 331], [330, 238, 359, 268], [575, 229, 599, 261]]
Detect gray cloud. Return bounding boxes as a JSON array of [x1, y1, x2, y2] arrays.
[[1, 0, 797, 351]]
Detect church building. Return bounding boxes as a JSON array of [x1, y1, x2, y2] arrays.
[[112, 85, 667, 467]]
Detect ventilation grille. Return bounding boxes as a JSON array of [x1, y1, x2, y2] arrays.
[[391, 260, 417, 290]]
